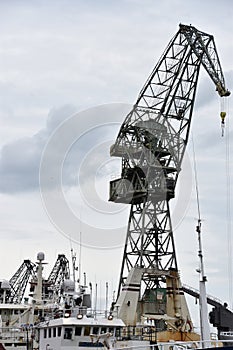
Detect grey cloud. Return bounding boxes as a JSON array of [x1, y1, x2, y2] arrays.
[[0, 103, 129, 194], [0, 137, 40, 193], [40, 103, 130, 191], [46, 105, 77, 133], [0, 105, 77, 193]]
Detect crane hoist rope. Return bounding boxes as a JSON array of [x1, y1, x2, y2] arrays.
[[224, 98, 233, 308]]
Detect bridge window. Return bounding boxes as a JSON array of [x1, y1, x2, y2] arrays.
[[116, 327, 121, 338], [101, 327, 107, 334], [53, 327, 56, 337], [64, 327, 73, 339], [58, 327, 62, 337], [84, 326, 90, 336], [92, 327, 99, 335], [44, 329, 47, 338], [75, 326, 82, 336]]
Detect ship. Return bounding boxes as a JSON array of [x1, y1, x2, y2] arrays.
[[1, 249, 233, 350], [0, 252, 71, 349]]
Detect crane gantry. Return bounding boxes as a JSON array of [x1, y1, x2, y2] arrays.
[[109, 24, 230, 337]]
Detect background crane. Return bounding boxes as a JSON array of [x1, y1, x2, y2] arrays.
[[109, 24, 230, 337], [0, 253, 70, 305], [46, 253, 70, 300], [8, 259, 36, 304], [29, 253, 70, 302]]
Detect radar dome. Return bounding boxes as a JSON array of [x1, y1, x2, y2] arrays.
[[37, 252, 45, 261]]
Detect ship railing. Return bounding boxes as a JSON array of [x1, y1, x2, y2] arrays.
[[115, 325, 166, 342], [115, 339, 233, 350], [0, 326, 34, 341], [42, 307, 114, 321]]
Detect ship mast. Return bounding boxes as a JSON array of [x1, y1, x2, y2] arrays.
[[193, 139, 210, 346], [196, 220, 210, 347]]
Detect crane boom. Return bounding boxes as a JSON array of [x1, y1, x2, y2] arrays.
[[109, 24, 230, 336], [46, 254, 70, 299], [8, 260, 36, 303], [180, 24, 229, 97]]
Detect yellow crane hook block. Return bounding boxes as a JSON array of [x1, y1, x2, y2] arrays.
[[220, 111, 226, 136], [220, 111, 226, 123]]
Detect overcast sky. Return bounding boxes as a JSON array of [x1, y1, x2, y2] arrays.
[[0, 0, 233, 331]]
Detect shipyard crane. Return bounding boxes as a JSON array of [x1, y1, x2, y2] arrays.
[[46, 253, 70, 299], [8, 259, 36, 304], [29, 253, 70, 301], [0, 253, 71, 305], [109, 24, 230, 338]]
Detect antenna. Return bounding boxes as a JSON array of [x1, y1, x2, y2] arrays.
[[79, 231, 82, 283], [78, 208, 82, 284], [69, 234, 78, 286], [105, 282, 109, 317], [192, 136, 210, 346], [89, 282, 93, 309], [94, 283, 98, 319], [71, 248, 77, 284]]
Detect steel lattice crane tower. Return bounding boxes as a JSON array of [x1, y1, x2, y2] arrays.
[[109, 24, 230, 334]]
